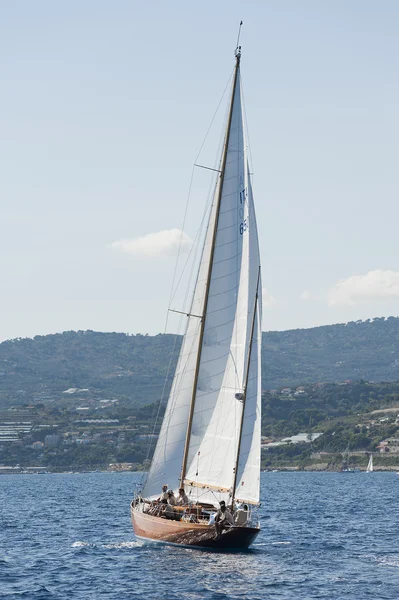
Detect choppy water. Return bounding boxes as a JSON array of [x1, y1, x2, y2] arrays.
[[1, 472, 399, 599]]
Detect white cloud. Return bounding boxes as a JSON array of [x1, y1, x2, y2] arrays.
[[328, 269, 399, 306], [262, 288, 277, 309], [110, 228, 193, 258], [300, 290, 311, 300]]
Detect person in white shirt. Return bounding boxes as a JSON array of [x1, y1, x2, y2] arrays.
[[177, 488, 189, 505], [167, 490, 177, 506], [158, 484, 168, 502], [235, 504, 249, 527]]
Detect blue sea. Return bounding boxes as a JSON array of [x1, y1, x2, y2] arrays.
[[1, 472, 399, 599]]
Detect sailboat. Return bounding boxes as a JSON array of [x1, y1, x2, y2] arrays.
[[366, 453, 373, 472], [131, 42, 262, 550], [341, 444, 360, 472]]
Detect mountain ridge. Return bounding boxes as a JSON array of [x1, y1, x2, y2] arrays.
[[1, 316, 399, 408]]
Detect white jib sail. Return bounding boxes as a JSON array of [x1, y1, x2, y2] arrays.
[[234, 175, 262, 505], [143, 58, 262, 507]]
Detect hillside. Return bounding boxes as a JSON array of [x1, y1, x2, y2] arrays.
[[1, 380, 399, 471], [1, 317, 399, 408], [265, 316, 399, 387]]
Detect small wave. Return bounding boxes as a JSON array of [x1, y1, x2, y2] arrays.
[[71, 541, 92, 548], [377, 555, 399, 568], [271, 541, 291, 545], [102, 541, 140, 549], [323, 544, 344, 551], [0, 585, 54, 598]]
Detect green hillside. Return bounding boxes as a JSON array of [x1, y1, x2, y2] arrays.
[[1, 379, 399, 471], [0, 316, 399, 408], [264, 316, 399, 387]]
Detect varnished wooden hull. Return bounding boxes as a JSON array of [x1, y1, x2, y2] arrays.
[[131, 504, 260, 550]]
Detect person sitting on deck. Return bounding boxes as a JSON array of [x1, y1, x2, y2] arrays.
[[214, 503, 234, 536], [235, 504, 249, 526], [177, 488, 189, 506], [157, 484, 168, 502], [162, 496, 180, 521], [167, 490, 177, 506], [213, 500, 226, 521]]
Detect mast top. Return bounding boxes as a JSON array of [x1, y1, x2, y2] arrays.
[[235, 21, 243, 64]]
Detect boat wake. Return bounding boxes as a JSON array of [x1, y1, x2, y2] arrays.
[[376, 555, 399, 568], [271, 541, 292, 545], [71, 541, 92, 548], [102, 541, 141, 549], [71, 540, 140, 550]]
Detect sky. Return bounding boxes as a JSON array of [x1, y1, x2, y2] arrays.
[[1, 0, 399, 341]]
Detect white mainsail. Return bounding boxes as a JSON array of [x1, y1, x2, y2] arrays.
[[143, 49, 262, 507]]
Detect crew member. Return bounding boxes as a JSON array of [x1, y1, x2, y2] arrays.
[[235, 504, 249, 526], [158, 484, 168, 502], [177, 487, 189, 505], [167, 489, 177, 506], [215, 503, 234, 536]]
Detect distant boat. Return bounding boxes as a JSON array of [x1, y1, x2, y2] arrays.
[[341, 445, 360, 473], [131, 38, 262, 550], [366, 453, 373, 473]]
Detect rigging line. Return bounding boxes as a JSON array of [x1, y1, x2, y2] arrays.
[[165, 164, 196, 334], [140, 333, 179, 485], [144, 297, 187, 442], [168, 308, 202, 319], [169, 199, 210, 309], [141, 326, 188, 454], [169, 74, 233, 312], [167, 69, 233, 311], [169, 148, 221, 312], [194, 164, 222, 173], [169, 166, 216, 310], [194, 69, 235, 164], [141, 309, 187, 488], [159, 317, 201, 432], [240, 74, 255, 181], [176, 90, 233, 311], [228, 348, 240, 385], [166, 71, 233, 321]]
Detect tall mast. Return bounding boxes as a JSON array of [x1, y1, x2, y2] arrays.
[[231, 267, 261, 505], [179, 47, 242, 486]]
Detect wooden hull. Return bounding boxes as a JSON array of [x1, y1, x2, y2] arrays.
[[131, 504, 259, 550]]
